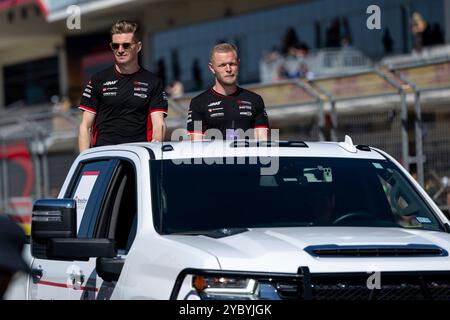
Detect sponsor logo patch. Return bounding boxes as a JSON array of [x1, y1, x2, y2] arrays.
[[134, 87, 149, 92], [237, 100, 252, 105], [210, 112, 224, 118], [103, 92, 117, 96], [240, 112, 253, 116], [208, 107, 224, 112], [208, 101, 222, 107], [102, 87, 117, 92], [238, 105, 252, 110], [134, 81, 149, 87], [134, 93, 147, 99], [82, 93, 91, 98]]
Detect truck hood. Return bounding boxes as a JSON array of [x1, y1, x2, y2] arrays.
[[168, 227, 450, 273]]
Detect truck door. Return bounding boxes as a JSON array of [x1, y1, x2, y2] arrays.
[[70, 159, 138, 300], [29, 159, 119, 300]]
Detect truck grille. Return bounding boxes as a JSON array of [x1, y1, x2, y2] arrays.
[[274, 273, 450, 300], [304, 244, 448, 257]]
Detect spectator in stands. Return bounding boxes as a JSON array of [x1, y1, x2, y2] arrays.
[[279, 42, 310, 79], [325, 18, 341, 48], [383, 29, 394, 54], [171, 49, 181, 83], [0, 215, 30, 300], [411, 12, 432, 53], [166, 79, 184, 99], [156, 58, 167, 88], [281, 27, 299, 55], [279, 45, 301, 79], [430, 23, 444, 46], [260, 47, 282, 83], [341, 17, 352, 45], [192, 59, 203, 91]]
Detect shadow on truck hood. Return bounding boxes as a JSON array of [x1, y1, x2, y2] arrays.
[[167, 227, 450, 273]]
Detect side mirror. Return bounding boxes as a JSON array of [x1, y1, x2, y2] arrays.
[[48, 238, 117, 261], [31, 199, 118, 261], [31, 199, 77, 259]]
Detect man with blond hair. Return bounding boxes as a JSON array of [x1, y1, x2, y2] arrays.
[[187, 43, 269, 140], [78, 20, 168, 151]]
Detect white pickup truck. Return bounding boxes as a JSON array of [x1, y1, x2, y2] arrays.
[[6, 138, 450, 300]]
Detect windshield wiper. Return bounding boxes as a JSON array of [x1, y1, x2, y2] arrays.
[[169, 228, 249, 239]]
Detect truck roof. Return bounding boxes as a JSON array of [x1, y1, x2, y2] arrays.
[[88, 138, 387, 161]]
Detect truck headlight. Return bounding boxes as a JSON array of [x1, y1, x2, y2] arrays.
[[192, 276, 259, 299]]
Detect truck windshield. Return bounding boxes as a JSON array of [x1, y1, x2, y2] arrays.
[[150, 157, 443, 234]]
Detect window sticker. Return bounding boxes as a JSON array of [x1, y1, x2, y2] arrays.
[[73, 171, 100, 229], [303, 166, 333, 183], [416, 217, 432, 224], [372, 162, 384, 169]]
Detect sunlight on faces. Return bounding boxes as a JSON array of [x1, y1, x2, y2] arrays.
[[209, 51, 239, 86], [111, 33, 141, 66]]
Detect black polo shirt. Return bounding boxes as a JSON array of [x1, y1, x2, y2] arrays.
[[79, 66, 168, 147], [187, 87, 269, 139]]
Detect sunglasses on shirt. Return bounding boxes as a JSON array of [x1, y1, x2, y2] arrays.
[[109, 42, 138, 51]]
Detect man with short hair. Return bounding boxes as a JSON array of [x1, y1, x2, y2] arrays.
[[78, 20, 168, 152], [0, 216, 30, 300], [187, 43, 269, 141]]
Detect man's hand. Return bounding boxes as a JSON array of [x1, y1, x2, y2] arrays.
[[190, 133, 203, 141], [151, 112, 167, 142], [78, 111, 96, 152], [255, 128, 269, 141]]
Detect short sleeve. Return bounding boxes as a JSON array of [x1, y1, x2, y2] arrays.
[[254, 95, 270, 129], [79, 77, 99, 114], [149, 78, 168, 116], [187, 99, 205, 134]]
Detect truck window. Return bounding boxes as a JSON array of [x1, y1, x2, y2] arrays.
[[94, 160, 137, 254], [66, 159, 119, 237], [150, 157, 442, 233]]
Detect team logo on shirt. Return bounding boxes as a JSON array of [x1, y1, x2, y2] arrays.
[[208, 107, 223, 113], [134, 81, 149, 87], [103, 87, 118, 91], [134, 93, 148, 99], [207, 101, 222, 107], [103, 80, 118, 86], [134, 87, 149, 92]]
